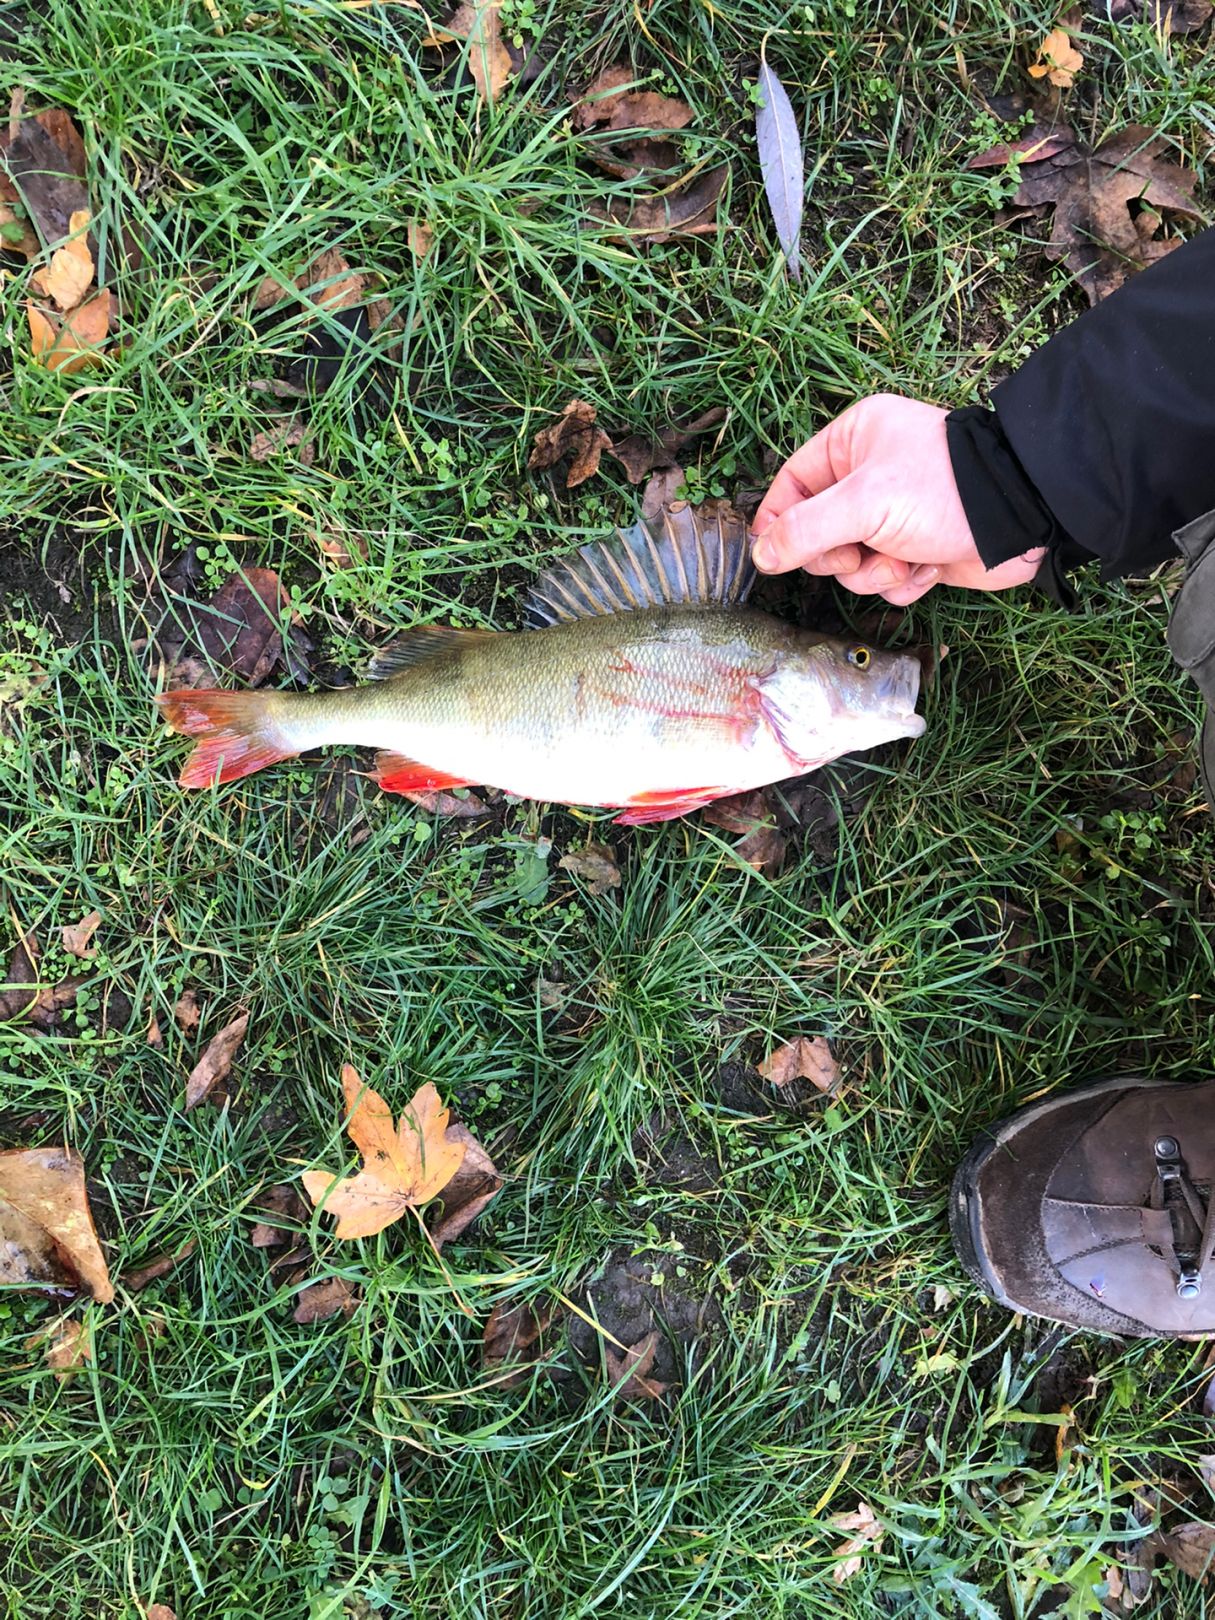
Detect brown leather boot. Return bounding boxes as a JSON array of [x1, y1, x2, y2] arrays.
[[951, 1077, 1215, 1336]]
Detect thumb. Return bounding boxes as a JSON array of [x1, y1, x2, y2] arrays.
[[752, 468, 898, 578]]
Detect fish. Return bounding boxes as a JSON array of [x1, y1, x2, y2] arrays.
[[156, 503, 926, 825]]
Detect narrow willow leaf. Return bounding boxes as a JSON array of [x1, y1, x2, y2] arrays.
[[755, 58, 804, 281]]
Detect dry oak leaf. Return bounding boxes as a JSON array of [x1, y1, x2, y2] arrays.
[[605, 1329, 668, 1402], [759, 1035, 839, 1093], [0, 1146, 114, 1302], [573, 66, 693, 179], [591, 165, 729, 244], [0, 105, 89, 248], [162, 568, 299, 690], [609, 405, 726, 485], [1008, 124, 1203, 305], [60, 909, 101, 960], [184, 1010, 250, 1111], [427, 0, 513, 105], [302, 1065, 466, 1240], [829, 1501, 883, 1583], [27, 288, 112, 373], [29, 1314, 92, 1379], [702, 789, 787, 873], [640, 465, 686, 524], [1028, 26, 1084, 87], [249, 1182, 309, 1247], [293, 1275, 359, 1323], [527, 399, 613, 488], [426, 1121, 502, 1251], [558, 842, 621, 895]]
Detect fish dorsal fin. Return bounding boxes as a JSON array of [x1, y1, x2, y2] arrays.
[[367, 626, 496, 680], [524, 501, 756, 629]]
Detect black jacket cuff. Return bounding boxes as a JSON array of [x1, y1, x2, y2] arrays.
[[945, 405, 1089, 570]]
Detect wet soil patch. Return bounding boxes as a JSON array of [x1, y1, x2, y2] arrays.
[[560, 1248, 728, 1389]]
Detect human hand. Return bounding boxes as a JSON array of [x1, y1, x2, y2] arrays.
[[751, 395, 1045, 606]]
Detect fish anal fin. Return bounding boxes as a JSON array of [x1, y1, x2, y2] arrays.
[[368, 626, 497, 680], [524, 501, 756, 629], [373, 750, 479, 797], [614, 786, 733, 826]]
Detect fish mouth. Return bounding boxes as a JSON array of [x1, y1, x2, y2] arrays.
[[877, 655, 925, 735]]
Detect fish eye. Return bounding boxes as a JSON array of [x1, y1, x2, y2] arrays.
[[846, 644, 872, 670]]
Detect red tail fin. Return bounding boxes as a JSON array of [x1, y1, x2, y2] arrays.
[[156, 689, 295, 788]]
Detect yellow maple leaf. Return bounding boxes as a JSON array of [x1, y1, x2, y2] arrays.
[[302, 1065, 467, 1240], [1028, 26, 1083, 88]]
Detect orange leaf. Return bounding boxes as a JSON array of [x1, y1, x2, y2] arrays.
[[302, 1065, 467, 1240], [1029, 26, 1083, 87], [44, 208, 93, 310], [26, 289, 112, 373]]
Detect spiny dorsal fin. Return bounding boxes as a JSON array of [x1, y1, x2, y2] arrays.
[[367, 626, 496, 680], [524, 501, 756, 629]]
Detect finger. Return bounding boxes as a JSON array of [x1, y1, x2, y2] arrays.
[[833, 552, 912, 596], [876, 570, 938, 608], [941, 548, 1045, 593], [753, 468, 888, 574], [751, 414, 851, 536], [795, 542, 867, 577]]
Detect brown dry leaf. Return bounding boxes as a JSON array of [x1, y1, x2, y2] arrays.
[[60, 909, 101, 960], [609, 405, 726, 485], [1103, 0, 1212, 29], [249, 416, 314, 466], [407, 220, 435, 259], [26, 288, 112, 373], [1004, 124, 1203, 304], [0, 107, 88, 247], [313, 523, 369, 569], [604, 1330, 668, 1402], [184, 1010, 249, 1111], [249, 1182, 309, 1247], [702, 789, 787, 873], [404, 786, 488, 817], [253, 246, 365, 314], [527, 399, 613, 488], [967, 124, 1075, 170], [294, 1275, 359, 1323], [29, 1314, 92, 1379], [640, 465, 686, 524], [0, 930, 86, 1029], [573, 65, 693, 179], [163, 568, 298, 689], [426, 1121, 502, 1250], [592, 165, 729, 244], [174, 989, 201, 1033], [143, 1606, 177, 1620], [43, 207, 93, 310], [0, 1146, 113, 1301], [1028, 25, 1084, 87], [558, 843, 621, 896], [427, 0, 513, 104], [829, 1501, 883, 1583], [146, 1012, 164, 1049], [482, 1299, 554, 1385], [122, 1238, 196, 1293], [302, 1065, 467, 1241], [759, 1035, 839, 1093], [1145, 1521, 1215, 1580]]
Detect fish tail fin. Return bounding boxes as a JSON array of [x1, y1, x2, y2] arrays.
[[156, 689, 296, 788]]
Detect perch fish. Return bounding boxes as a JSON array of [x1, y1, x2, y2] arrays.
[[156, 504, 926, 825]]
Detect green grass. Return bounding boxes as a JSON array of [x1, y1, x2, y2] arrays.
[[2, 0, 1215, 1615]]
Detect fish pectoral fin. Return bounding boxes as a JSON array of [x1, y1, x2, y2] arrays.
[[367, 626, 498, 680], [374, 751, 480, 796], [614, 786, 733, 826]]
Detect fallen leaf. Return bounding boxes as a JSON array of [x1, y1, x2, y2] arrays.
[[640, 465, 686, 523], [60, 909, 101, 960], [482, 1299, 554, 1385], [996, 123, 1203, 304], [174, 989, 201, 1033], [591, 165, 729, 243], [702, 789, 787, 873], [122, 1238, 196, 1293], [428, 0, 513, 105], [967, 123, 1075, 169], [426, 1121, 502, 1250], [1104, 1564, 1125, 1602], [43, 207, 93, 310], [302, 1065, 467, 1240], [184, 1010, 249, 1111], [29, 1314, 91, 1379], [558, 843, 621, 896], [27, 288, 112, 373], [759, 1035, 839, 1092], [0, 108, 89, 247], [1145, 1520, 1215, 1580], [0, 929, 86, 1029], [249, 1182, 310, 1247], [1102, 0, 1212, 30], [932, 1283, 956, 1312], [249, 415, 314, 466], [1028, 25, 1084, 87], [143, 1606, 177, 1620], [608, 405, 726, 485], [828, 1501, 883, 1583], [0, 197, 38, 258], [573, 65, 692, 178], [0, 1146, 113, 1301], [527, 398, 613, 487], [312, 522, 369, 569], [146, 1012, 164, 1049], [756, 56, 804, 280], [604, 1330, 668, 1402], [162, 567, 298, 689], [254, 245, 365, 314], [403, 786, 489, 817], [407, 220, 434, 259], [293, 1275, 359, 1323]]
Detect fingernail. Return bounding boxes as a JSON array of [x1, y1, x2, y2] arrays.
[[753, 538, 778, 572], [910, 565, 939, 586], [751, 512, 774, 537]]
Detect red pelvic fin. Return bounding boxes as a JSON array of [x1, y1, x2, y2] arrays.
[[614, 786, 732, 826], [373, 750, 479, 797], [156, 689, 295, 788]]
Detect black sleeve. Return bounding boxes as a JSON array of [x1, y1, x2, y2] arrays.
[[946, 227, 1215, 584]]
